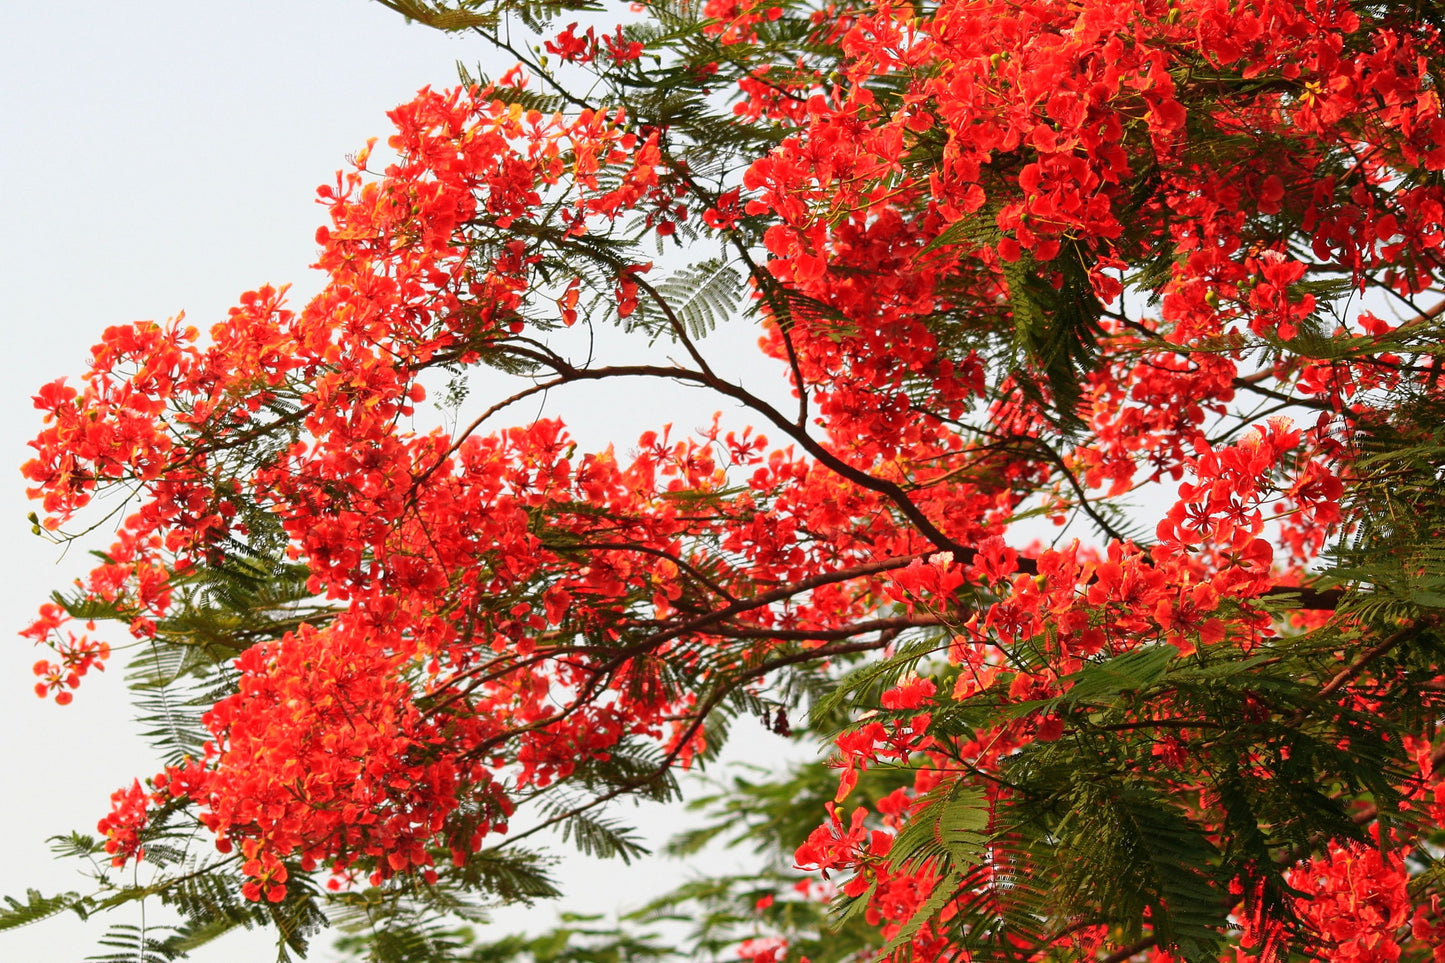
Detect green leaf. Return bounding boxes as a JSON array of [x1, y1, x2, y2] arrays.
[[1058, 644, 1176, 706], [0, 888, 87, 931]]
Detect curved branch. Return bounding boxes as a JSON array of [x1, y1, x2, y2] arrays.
[[499, 353, 974, 556], [541, 539, 741, 603]]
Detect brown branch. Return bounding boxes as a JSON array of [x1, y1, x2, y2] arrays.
[[1230, 377, 1336, 412], [501, 352, 974, 557], [1099, 936, 1157, 963], [614, 555, 919, 655], [448, 555, 921, 763], [1316, 620, 1422, 703], [496, 635, 900, 848], [703, 616, 945, 641], [408, 374, 574, 493], [1258, 583, 1342, 610], [540, 540, 740, 604]]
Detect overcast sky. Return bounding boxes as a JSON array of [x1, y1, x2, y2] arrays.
[[0, 3, 803, 960]]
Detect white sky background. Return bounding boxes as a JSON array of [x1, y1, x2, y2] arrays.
[[0, 2, 809, 960]]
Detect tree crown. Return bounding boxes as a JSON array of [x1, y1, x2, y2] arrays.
[[12, 0, 1445, 960]]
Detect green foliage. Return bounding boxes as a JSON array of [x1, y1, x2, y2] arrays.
[[460, 913, 674, 963], [667, 760, 850, 860], [0, 888, 88, 932], [809, 599, 1439, 961], [459, 748, 895, 963], [331, 886, 474, 963], [376, 0, 603, 32], [627, 258, 746, 344], [998, 245, 1105, 434], [809, 631, 955, 724], [87, 923, 182, 963], [450, 847, 564, 906], [544, 802, 652, 865], [865, 782, 989, 959], [921, 210, 1109, 432]]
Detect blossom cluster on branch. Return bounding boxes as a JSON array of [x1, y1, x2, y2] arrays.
[[14, 0, 1445, 960]]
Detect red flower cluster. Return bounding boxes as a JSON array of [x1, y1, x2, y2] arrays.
[[20, 0, 1445, 957]]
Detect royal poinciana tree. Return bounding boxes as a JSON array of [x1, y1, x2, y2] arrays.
[[9, 0, 1445, 959]]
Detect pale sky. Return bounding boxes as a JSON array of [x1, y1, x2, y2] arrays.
[[0, 3, 802, 960]]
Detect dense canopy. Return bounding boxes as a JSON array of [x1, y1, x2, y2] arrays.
[[12, 0, 1445, 960]]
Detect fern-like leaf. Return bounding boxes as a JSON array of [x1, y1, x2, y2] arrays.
[[0, 888, 87, 931]]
